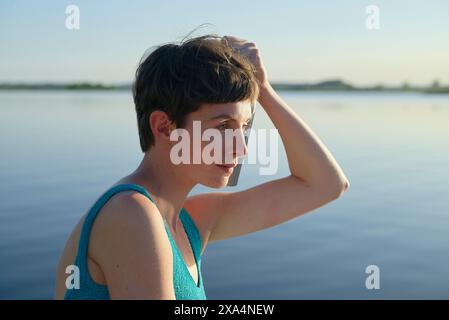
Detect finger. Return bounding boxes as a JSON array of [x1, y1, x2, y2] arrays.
[[249, 50, 260, 61], [238, 47, 258, 56], [223, 35, 247, 47], [224, 35, 246, 43], [226, 41, 255, 53], [238, 42, 256, 50]]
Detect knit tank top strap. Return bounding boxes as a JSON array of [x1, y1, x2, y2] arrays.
[[68, 183, 206, 300], [76, 183, 162, 276]]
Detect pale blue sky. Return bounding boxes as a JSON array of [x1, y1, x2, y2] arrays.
[[0, 0, 448, 86]]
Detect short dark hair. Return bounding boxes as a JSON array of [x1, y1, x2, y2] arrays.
[[132, 34, 260, 152]]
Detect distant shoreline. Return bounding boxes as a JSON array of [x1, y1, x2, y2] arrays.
[[1, 79, 448, 94]]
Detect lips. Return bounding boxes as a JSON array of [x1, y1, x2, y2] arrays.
[[216, 162, 237, 175], [216, 162, 238, 169]]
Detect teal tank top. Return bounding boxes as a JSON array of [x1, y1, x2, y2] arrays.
[[64, 183, 207, 300]]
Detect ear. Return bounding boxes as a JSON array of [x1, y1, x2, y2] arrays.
[[149, 110, 176, 143]]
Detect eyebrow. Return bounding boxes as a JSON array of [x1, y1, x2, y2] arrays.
[[208, 114, 253, 123]]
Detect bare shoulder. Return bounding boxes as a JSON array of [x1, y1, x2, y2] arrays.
[[89, 190, 176, 298], [55, 190, 176, 299], [90, 190, 165, 239], [88, 190, 166, 259]]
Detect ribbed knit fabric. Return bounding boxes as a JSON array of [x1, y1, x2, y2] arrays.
[[64, 183, 206, 300]]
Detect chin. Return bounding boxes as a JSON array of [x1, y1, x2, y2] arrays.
[[198, 174, 230, 189], [202, 179, 229, 189], [193, 165, 234, 188]]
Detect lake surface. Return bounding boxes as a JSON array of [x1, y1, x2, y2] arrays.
[[0, 90, 448, 299]]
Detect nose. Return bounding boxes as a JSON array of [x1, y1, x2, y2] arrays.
[[234, 127, 248, 158], [222, 127, 248, 165]]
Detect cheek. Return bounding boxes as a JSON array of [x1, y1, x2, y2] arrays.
[[200, 133, 237, 161], [199, 134, 221, 161]]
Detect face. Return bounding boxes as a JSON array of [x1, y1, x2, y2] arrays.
[[172, 100, 253, 188]]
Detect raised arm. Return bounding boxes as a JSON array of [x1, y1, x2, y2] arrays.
[[185, 36, 349, 253]]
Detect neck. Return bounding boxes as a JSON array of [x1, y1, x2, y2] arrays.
[[129, 150, 196, 234]]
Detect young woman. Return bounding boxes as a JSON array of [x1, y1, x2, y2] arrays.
[[55, 35, 349, 300]]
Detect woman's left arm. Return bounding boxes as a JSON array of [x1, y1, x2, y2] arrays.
[[257, 83, 349, 192]]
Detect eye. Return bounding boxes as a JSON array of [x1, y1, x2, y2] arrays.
[[216, 121, 250, 133], [217, 122, 229, 131]]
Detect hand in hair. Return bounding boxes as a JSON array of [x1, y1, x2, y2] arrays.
[[223, 36, 269, 89]]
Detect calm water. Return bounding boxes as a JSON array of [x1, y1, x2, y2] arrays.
[[1, 90, 448, 299]]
